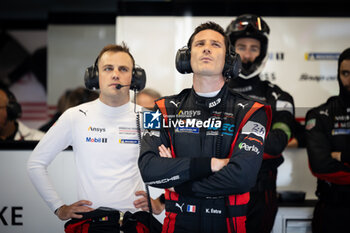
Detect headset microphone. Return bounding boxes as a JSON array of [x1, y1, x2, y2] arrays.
[[115, 84, 131, 90]]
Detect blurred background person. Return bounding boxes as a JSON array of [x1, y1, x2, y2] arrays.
[[0, 83, 44, 141], [39, 86, 99, 132], [305, 47, 350, 233], [226, 14, 295, 233], [135, 88, 161, 110]]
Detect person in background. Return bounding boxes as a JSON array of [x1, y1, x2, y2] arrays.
[[305, 47, 350, 233], [226, 14, 295, 233], [139, 21, 272, 233], [40, 87, 99, 132], [0, 84, 44, 141], [27, 43, 163, 233], [135, 88, 161, 110]]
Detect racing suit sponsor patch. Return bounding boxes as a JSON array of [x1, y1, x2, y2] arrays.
[[187, 205, 196, 213], [239, 142, 260, 155], [241, 121, 266, 139], [143, 129, 160, 137], [175, 127, 199, 134], [119, 139, 139, 144], [306, 118, 316, 130], [276, 100, 294, 115], [118, 127, 138, 135], [332, 129, 350, 135]]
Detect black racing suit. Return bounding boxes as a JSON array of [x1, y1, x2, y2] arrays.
[[139, 84, 272, 233], [228, 76, 295, 233], [305, 96, 350, 233]]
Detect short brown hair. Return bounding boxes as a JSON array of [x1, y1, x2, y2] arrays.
[[97, 42, 135, 68], [187, 21, 229, 52]]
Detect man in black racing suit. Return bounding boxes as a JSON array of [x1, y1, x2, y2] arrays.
[[139, 22, 272, 233], [305, 48, 350, 233], [225, 14, 295, 233]]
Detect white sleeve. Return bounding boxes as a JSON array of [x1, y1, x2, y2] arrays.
[[27, 110, 74, 212]]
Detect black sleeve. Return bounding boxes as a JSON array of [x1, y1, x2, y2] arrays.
[[305, 109, 350, 185], [294, 120, 307, 148], [138, 105, 212, 189], [175, 108, 268, 197], [264, 90, 295, 156], [341, 150, 350, 164]]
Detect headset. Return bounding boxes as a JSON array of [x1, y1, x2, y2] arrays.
[[0, 88, 22, 121], [175, 41, 242, 80], [84, 57, 146, 91]]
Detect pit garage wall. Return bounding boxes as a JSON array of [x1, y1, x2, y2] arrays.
[[0, 148, 313, 233]]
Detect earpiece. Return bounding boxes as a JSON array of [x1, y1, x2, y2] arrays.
[[2, 89, 22, 121], [175, 47, 192, 74], [175, 44, 241, 80], [84, 57, 146, 91]]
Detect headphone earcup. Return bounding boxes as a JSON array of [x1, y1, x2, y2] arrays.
[[6, 101, 22, 121], [175, 47, 192, 74], [223, 47, 242, 79], [130, 67, 146, 91], [84, 65, 99, 90]]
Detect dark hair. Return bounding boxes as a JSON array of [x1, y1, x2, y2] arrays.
[[0, 83, 17, 104], [187, 21, 230, 52], [97, 42, 135, 68]]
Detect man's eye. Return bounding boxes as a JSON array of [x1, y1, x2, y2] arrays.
[[341, 71, 350, 76], [120, 67, 129, 72], [104, 67, 113, 71]]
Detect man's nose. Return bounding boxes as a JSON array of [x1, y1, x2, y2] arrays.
[[112, 69, 119, 79], [241, 50, 252, 62], [203, 45, 211, 54]]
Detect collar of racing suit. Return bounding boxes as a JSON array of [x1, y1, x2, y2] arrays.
[[227, 74, 260, 90], [190, 83, 228, 109]]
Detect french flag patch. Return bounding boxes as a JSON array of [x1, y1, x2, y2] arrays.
[[187, 205, 196, 213]]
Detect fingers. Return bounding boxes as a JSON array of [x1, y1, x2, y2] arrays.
[[57, 200, 94, 221], [133, 196, 149, 210], [158, 144, 172, 158], [135, 190, 147, 197], [74, 200, 93, 207], [134, 190, 149, 210], [151, 198, 165, 215]]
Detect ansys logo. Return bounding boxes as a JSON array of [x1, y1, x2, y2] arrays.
[[88, 126, 106, 133]]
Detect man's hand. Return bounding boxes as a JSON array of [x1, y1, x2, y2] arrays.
[[134, 191, 165, 215], [331, 152, 341, 162], [158, 144, 172, 158], [56, 200, 94, 220], [211, 158, 230, 172]]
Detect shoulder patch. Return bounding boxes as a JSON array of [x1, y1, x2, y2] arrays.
[[305, 118, 316, 130], [276, 100, 294, 115], [242, 121, 266, 139]]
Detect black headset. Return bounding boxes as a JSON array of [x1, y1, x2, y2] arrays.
[[84, 57, 146, 91], [1, 88, 22, 121], [175, 39, 241, 80]]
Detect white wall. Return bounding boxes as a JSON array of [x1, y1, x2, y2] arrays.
[[47, 25, 115, 106], [0, 150, 164, 233]]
